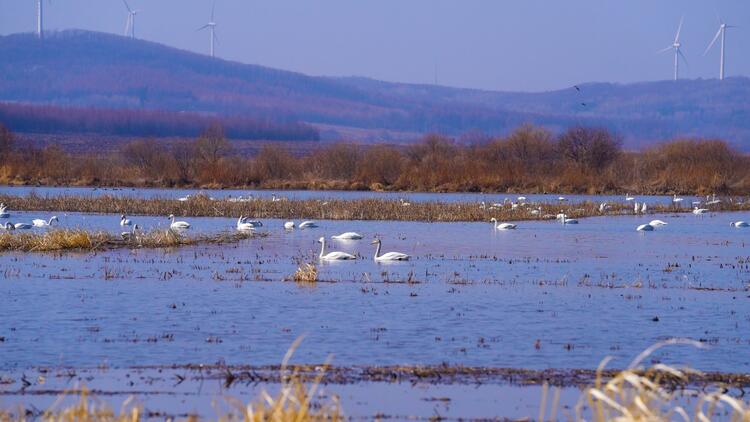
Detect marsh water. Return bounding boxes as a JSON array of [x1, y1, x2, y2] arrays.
[[1, 188, 749, 419], [1, 209, 749, 371], [0, 185, 717, 205]]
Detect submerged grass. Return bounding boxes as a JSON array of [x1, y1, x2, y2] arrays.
[[1, 340, 749, 421], [0, 229, 259, 252], [1, 193, 748, 223]]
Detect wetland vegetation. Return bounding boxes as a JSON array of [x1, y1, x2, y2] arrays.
[[2, 123, 750, 195]]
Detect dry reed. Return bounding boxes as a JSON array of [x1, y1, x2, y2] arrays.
[[292, 263, 319, 284], [2, 194, 747, 223], [0, 228, 259, 252]]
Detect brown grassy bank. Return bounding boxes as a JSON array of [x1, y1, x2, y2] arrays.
[[1, 123, 749, 195], [0, 229, 260, 252], [1, 193, 748, 223]]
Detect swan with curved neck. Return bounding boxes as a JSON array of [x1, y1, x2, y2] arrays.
[[168, 214, 190, 229], [237, 215, 262, 231], [371, 239, 410, 261], [120, 215, 132, 226], [490, 218, 517, 230], [32, 216, 58, 227], [318, 237, 356, 260]]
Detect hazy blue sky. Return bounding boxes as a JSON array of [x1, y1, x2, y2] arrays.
[[1, 0, 748, 92]]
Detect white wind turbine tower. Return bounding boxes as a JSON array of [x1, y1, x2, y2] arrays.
[[704, 17, 737, 81], [658, 16, 687, 81], [198, 3, 218, 58], [35, 0, 50, 39], [122, 0, 140, 39]]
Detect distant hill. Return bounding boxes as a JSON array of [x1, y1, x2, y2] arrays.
[[0, 30, 748, 150]]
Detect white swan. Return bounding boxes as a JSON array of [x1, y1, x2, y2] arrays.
[[371, 239, 410, 261], [636, 223, 655, 232], [557, 196, 567, 202], [318, 237, 356, 260], [490, 218, 517, 230], [625, 193, 635, 201], [14, 222, 32, 230], [692, 207, 708, 215], [331, 232, 364, 240], [672, 194, 683, 203], [121, 224, 141, 240], [641, 202, 648, 213], [649, 219, 668, 227], [32, 216, 58, 227], [236, 215, 260, 231], [284, 221, 295, 230], [558, 213, 578, 224], [168, 214, 191, 229], [400, 198, 411, 207], [0, 203, 9, 219], [120, 215, 132, 226], [730, 221, 749, 228], [177, 195, 192, 202], [599, 202, 608, 213], [299, 221, 318, 229], [1, 222, 14, 231]]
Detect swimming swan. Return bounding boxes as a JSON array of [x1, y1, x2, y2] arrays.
[[168, 214, 190, 229], [636, 223, 655, 232], [299, 221, 318, 229], [237, 216, 262, 231], [284, 221, 295, 230], [371, 239, 410, 261], [318, 237, 356, 260], [490, 218, 517, 230], [331, 232, 363, 240], [120, 215, 132, 226], [14, 222, 32, 230], [32, 216, 58, 227], [649, 219, 668, 226], [730, 221, 749, 228]]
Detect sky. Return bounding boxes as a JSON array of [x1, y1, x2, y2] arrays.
[[0, 0, 748, 92]]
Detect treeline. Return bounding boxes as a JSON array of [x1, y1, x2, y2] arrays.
[[0, 123, 748, 195], [0, 102, 319, 141]]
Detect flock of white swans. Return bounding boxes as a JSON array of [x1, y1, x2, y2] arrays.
[[0, 194, 747, 258]]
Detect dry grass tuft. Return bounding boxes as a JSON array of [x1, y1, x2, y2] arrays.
[[293, 263, 319, 284], [0, 230, 101, 252], [0, 229, 260, 253]]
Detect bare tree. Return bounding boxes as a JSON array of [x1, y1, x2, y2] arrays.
[[557, 126, 622, 172]]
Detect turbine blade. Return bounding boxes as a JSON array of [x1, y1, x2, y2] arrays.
[[703, 27, 722, 55], [122, 0, 132, 13], [213, 28, 219, 45], [211, 0, 216, 21], [656, 46, 672, 54], [197, 24, 209, 31], [124, 15, 131, 35], [678, 49, 688, 67], [674, 15, 684, 43]]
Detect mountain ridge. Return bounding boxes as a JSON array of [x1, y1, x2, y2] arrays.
[[0, 30, 748, 150]]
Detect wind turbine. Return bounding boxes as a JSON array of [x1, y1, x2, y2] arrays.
[[35, 0, 50, 39], [704, 17, 737, 81], [198, 2, 218, 58], [657, 16, 687, 81], [122, 0, 140, 39]]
